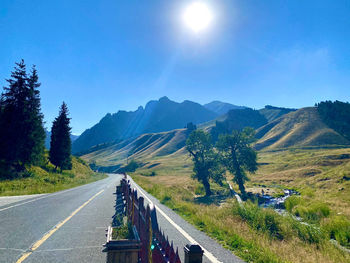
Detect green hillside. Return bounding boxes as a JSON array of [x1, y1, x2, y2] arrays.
[[255, 107, 350, 150], [83, 106, 348, 169], [0, 156, 106, 196]]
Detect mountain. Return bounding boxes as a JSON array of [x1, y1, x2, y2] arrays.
[[210, 108, 268, 141], [259, 105, 297, 122], [82, 105, 350, 170], [72, 97, 218, 154], [204, 101, 246, 115], [255, 107, 350, 150], [45, 130, 79, 149]]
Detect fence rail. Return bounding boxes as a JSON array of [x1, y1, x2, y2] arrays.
[[120, 175, 181, 263]]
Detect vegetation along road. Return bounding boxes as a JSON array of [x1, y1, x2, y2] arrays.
[[126, 174, 244, 263], [0, 174, 243, 263]]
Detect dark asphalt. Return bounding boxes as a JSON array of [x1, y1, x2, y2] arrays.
[[0, 174, 243, 263]]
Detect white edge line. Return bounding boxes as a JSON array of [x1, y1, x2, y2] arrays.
[[129, 177, 223, 263]]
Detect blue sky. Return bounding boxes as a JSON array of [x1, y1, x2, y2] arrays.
[[1, 0, 349, 134]]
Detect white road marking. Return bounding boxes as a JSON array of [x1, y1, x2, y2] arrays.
[[15, 189, 105, 263], [129, 177, 223, 263]]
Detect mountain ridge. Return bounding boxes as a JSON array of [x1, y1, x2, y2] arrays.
[[72, 97, 218, 154]]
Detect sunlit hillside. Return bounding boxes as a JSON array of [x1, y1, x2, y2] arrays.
[[255, 107, 350, 150]]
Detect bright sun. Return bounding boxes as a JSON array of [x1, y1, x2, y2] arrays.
[[183, 2, 213, 33]]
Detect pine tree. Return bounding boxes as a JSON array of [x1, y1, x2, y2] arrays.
[[24, 66, 46, 165], [49, 102, 72, 171], [0, 60, 30, 171], [0, 61, 46, 175]]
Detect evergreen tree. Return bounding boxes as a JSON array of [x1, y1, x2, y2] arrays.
[[23, 66, 46, 165], [49, 102, 72, 171], [0, 61, 46, 175]]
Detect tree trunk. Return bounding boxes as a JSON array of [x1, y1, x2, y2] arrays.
[[237, 176, 247, 200], [202, 179, 212, 196]]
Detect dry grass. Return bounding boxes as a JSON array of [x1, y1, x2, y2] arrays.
[[129, 147, 350, 263]]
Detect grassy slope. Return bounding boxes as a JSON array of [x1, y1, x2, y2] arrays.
[[255, 107, 350, 150], [83, 129, 188, 168], [0, 156, 107, 196], [83, 107, 350, 169], [128, 148, 350, 263]]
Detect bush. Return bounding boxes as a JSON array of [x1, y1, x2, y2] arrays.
[[140, 171, 156, 177], [194, 184, 205, 195], [293, 202, 330, 224], [285, 196, 303, 213], [234, 202, 285, 240], [233, 201, 326, 244], [322, 216, 350, 248], [122, 160, 141, 173], [291, 220, 323, 244]]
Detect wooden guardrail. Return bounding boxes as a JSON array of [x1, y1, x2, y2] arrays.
[[105, 175, 204, 263], [121, 175, 181, 263]]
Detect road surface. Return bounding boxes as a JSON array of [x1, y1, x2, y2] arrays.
[[0, 174, 243, 263]]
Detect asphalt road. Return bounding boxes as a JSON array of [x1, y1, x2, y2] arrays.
[[0, 174, 243, 263]]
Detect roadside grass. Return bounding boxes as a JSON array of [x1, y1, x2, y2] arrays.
[[0, 156, 107, 196], [130, 147, 350, 263]]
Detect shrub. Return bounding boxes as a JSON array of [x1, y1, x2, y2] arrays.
[[322, 216, 350, 248], [291, 220, 323, 244], [194, 184, 205, 195], [123, 160, 141, 173], [140, 171, 156, 177], [234, 202, 285, 240], [293, 202, 330, 224], [285, 196, 303, 213]]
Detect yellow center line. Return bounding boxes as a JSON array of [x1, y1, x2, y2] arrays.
[[16, 189, 105, 263]]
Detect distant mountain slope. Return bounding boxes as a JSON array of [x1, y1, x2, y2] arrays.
[[204, 101, 246, 115], [210, 108, 268, 141], [259, 105, 297, 122], [255, 107, 350, 150], [83, 129, 188, 169], [73, 97, 217, 154], [83, 106, 350, 170]]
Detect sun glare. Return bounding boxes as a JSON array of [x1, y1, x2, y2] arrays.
[[183, 2, 213, 33]]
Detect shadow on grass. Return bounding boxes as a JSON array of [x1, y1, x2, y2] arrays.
[[194, 193, 233, 206]]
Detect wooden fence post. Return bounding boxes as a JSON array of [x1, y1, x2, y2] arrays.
[[184, 244, 204, 263]]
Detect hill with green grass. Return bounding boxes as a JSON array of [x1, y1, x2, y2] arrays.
[[0, 156, 106, 196], [255, 107, 350, 150], [82, 105, 350, 171]]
